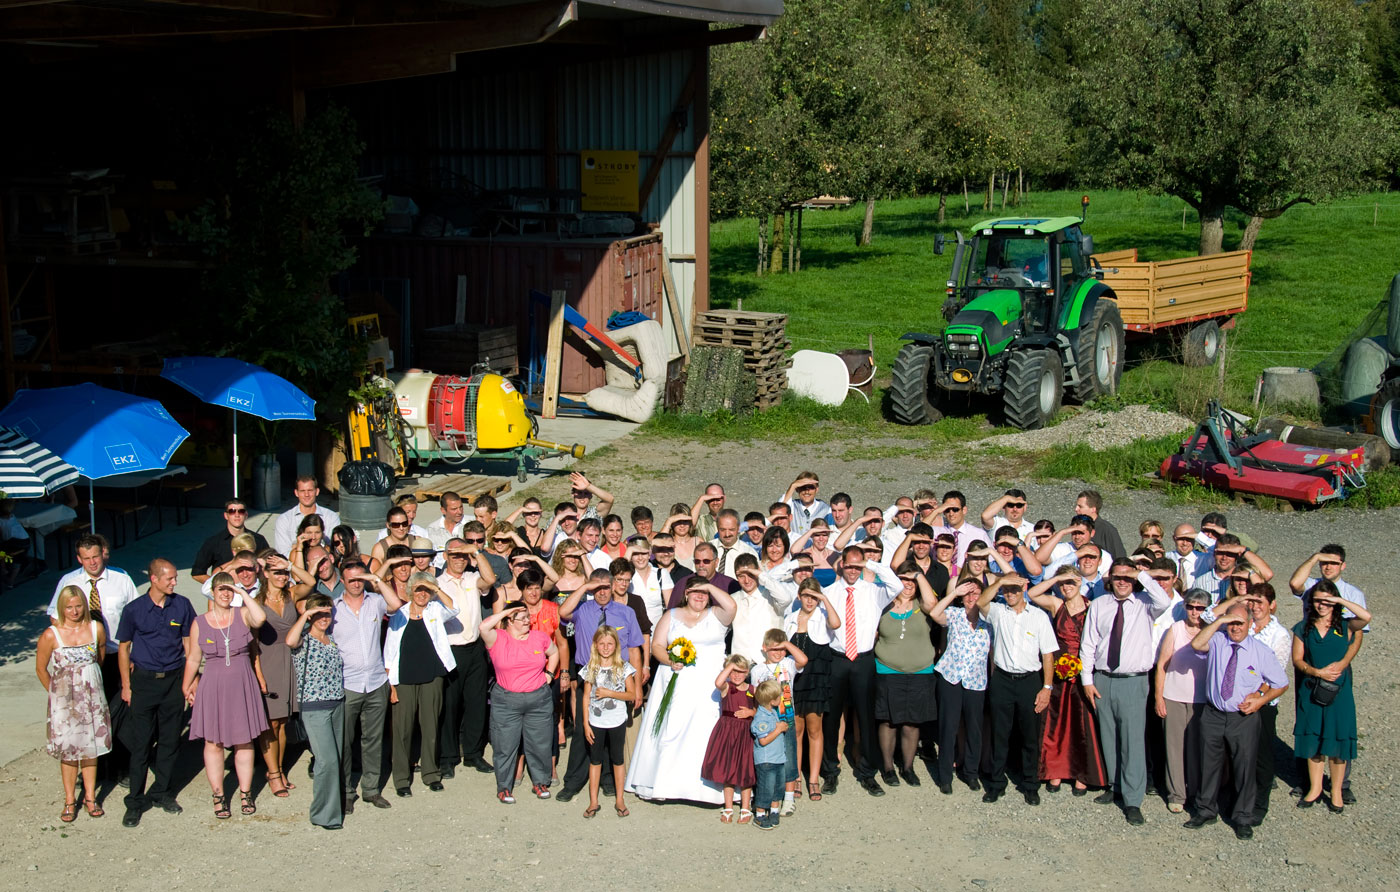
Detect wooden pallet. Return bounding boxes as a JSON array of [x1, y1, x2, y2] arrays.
[[695, 309, 788, 329], [413, 474, 512, 504], [694, 327, 788, 350]]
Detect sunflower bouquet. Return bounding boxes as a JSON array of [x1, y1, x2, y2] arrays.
[[651, 636, 697, 735], [1054, 653, 1082, 682]]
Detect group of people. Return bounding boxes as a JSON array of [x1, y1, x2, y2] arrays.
[[35, 471, 1370, 840]]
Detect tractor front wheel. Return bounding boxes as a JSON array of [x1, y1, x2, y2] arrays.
[[1371, 377, 1400, 453], [890, 342, 945, 425], [1071, 300, 1125, 402], [1003, 349, 1064, 430]]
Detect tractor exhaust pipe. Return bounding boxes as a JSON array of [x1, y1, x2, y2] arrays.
[[527, 437, 586, 459]]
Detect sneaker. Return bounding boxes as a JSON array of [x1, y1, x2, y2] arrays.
[[754, 813, 773, 831], [769, 812, 780, 828], [532, 784, 551, 800], [497, 790, 515, 805]]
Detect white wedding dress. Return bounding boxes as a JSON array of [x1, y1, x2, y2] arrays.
[[624, 607, 728, 804]]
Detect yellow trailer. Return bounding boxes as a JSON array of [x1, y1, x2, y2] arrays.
[[1090, 248, 1252, 365]]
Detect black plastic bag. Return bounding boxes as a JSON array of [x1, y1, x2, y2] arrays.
[[338, 460, 396, 496]]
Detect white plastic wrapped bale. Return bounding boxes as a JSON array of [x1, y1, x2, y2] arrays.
[[583, 319, 667, 422]]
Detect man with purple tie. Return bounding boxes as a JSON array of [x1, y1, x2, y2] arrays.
[[1183, 603, 1289, 840]]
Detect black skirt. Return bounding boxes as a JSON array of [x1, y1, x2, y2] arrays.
[[874, 672, 938, 725], [791, 632, 832, 715]]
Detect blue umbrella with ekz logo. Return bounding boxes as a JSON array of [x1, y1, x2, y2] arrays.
[[0, 382, 190, 532], [160, 356, 317, 498]]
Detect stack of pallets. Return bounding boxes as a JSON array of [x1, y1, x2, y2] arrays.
[[692, 309, 791, 409]]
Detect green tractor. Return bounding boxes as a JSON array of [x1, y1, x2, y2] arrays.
[[890, 206, 1125, 430]]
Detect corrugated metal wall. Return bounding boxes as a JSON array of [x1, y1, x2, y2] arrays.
[[336, 48, 699, 358]]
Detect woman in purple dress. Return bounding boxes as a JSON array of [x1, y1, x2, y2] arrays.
[[183, 572, 269, 818]]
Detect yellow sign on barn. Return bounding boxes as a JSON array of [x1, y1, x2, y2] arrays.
[[580, 151, 639, 212]]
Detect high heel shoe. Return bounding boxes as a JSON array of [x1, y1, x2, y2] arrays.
[[1296, 794, 1321, 809], [1325, 799, 1345, 814]]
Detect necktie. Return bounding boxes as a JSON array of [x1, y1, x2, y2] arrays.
[[88, 578, 101, 616], [1106, 597, 1125, 670], [719, 547, 730, 574], [1220, 643, 1241, 702], [843, 586, 858, 661]]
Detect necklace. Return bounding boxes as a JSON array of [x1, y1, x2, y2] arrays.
[[209, 608, 233, 666]]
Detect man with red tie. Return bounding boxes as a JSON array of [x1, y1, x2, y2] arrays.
[[819, 545, 902, 797]]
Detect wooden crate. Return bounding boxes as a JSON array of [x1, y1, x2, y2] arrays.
[[415, 323, 518, 376], [413, 475, 512, 504]]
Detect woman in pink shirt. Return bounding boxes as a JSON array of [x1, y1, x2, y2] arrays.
[[481, 600, 559, 804], [1153, 587, 1213, 814]]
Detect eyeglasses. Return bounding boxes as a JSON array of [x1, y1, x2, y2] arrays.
[[226, 508, 248, 515], [463, 537, 485, 544], [1184, 604, 1206, 612], [694, 558, 715, 565]]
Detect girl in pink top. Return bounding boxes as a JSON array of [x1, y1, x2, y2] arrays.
[[1153, 588, 1212, 813]]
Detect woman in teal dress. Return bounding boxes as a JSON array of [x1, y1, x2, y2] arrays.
[[1291, 579, 1371, 813]]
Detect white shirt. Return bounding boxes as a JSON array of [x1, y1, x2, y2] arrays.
[[1250, 616, 1293, 706], [1151, 592, 1185, 651], [439, 570, 484, 646], [985, 515, 1036, 540], [426, 516, 467, 568], [274, 504, 341, 554], [786, 498, 831, 537], [1044, 542, 1114, 578], [1170, 549, 1203, 582], [49, 566, 140, 653], [983, 601, 1057, 674], [783, 602, 836, 647], [729, 581, 797, 666], [821, 561, 902, 656], [383, 600, 459, 685], [1293, 576, 1370, 632], [587, 547, 616, 572], [629, 566, 673, 627], [759, 558, 802, 604], [710, 538, 758, 578]]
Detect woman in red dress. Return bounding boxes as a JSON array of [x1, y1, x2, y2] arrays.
[[1028, 568, 1108, 793]]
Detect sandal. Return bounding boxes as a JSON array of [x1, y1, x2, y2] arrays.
[[719, 808, 734, 823], [615, 804, 629, 818], [83, 797, 104, 818], [239, 789, 256, 816], [583, 804, 600, 819], [213, 793, 231, 819], [266, 771, 291, 798], [807, 781, 823, 802], [60, 801, 78, 823], [737, 808, 753, 824]]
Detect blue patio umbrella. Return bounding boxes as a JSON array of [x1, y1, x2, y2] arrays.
[[160, 356, 317, 498], [0, 383, 189, 531]]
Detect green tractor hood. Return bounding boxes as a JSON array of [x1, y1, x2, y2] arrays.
[[945, 290, 1022, 354]]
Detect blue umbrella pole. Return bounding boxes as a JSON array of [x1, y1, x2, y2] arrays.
[[233, 411, 239, 499], [89, 478, 95, 534]]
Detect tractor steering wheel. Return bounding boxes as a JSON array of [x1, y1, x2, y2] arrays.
[[994, 268, 1031, 288]]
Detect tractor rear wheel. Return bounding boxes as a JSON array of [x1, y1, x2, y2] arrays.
[[890, 342, 944, 425], [1002, 349, 1063, 430], [1071, 300, 1125, 402], [1371, 377, 1400, 453], [1182, 320, 1222, 367]]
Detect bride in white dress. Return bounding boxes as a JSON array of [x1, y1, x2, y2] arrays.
[[625, 578, 737, 804]]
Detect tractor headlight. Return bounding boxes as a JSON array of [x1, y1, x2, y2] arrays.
[[946, 334, 982, 357]]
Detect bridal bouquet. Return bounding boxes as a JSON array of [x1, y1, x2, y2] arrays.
[[1054, 653, 1082, 682], [651, 637, 697, 735]]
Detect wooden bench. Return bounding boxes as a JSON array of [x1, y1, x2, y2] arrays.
[[93, 501, 147, 548]]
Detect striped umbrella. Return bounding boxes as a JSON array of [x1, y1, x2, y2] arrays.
[[0, 426, 80, 498]]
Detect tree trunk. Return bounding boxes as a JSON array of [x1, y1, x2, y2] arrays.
[[1198, 203, 1225, 255], [795, 206, 803, 272], [985, 172, 995, 210], [937, 193, 946, 224], [962, 178, 969, 213], [787, 209, 795, 272], [771, 211, 785, 273], [1016, 167, 1023, 206], [1239, 215, 1264, 252], [858, 197, 875, 247], [1000, 172, 1009, 210], [757, 215, 768, 275]]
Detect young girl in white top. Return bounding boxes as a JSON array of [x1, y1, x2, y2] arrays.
[[580, 626, 636, 818]]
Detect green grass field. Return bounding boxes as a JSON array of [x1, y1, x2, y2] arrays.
[[640, 189, 1400, 506]]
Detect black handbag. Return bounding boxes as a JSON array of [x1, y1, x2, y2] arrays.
[[1310, 677, 1341, 707]]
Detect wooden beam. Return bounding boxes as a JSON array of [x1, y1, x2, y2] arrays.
[[637, 51, 702, 211], [143, 0, 339, 16], [296, 1, 576, 88], [541, 290, 567, 420]]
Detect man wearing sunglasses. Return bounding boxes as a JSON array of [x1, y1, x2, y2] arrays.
[[191, 499, 268, 584], [1079, 559, 1172, 826], [375, 494, 429, 544], [980, 489, 1034, 541]]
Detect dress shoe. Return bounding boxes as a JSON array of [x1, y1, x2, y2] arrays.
[[554, 788, 577, 803], [821, 776, 839, 796], [364, 793, 393, 809], [427, 781, 445, 792], [468, 757, 494, 773], [1341, 788, 1356, 805], [959, 773, 981, 792], [1183, 814, 1217, 830], [858, 776, 886, 797], [1234, 823, 1254, 840], [899, 766, 921, 787], [1124, 806, 1145, 825], [938, 782, 954, 795], [1297, 794, 1320, 809], [880, 769, 900, 787], [122, 808, 142, 828], [439, 766, 456, 780], [343, 796, 355, 815], [1023, 789, 1041, 806], [982, 789, 1002, 803], [395, 788, 412, 798], [1325, 800, 1345, 815], [1094, 790, 1118, 805], [155, 797, 183, 815]]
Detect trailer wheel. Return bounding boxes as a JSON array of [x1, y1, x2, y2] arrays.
[[1003, 349, 1063, 430], [890, 342, 945, 425], [1070, 300, 1125, 402], [1182, 320, 1222, 367], [1371, 377, 1400, 453]]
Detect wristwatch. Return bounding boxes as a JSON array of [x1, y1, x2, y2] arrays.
[[1042, 684, 1053, 690]]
